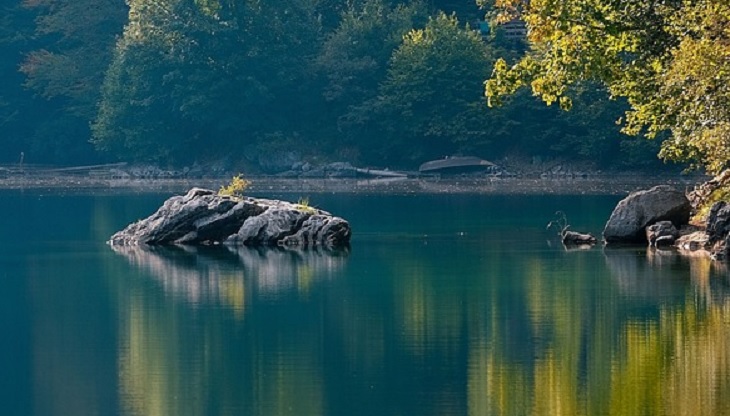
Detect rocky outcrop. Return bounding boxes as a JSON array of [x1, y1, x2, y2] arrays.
[[705, 201, 730, 260], [675, 230, 709, 252], [687, 169, 730, 209], [675, 201, 730, 259], [706, 201, 730, 242], [109, 188, 351, 248], [603, 185, 691, 244], [646, 221, 679, 247]]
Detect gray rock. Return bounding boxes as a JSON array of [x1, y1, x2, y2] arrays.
[[562, 230, 597, 246], [282, 215, 352, 247], [228, 208, 310, 246], [109, 188, 351, 249], [603, 185, 691, 244], [676, 230, 710, 251], [707, 201, 730, 243], [646, 221, 679, 247], [706, 201, 730, 259]]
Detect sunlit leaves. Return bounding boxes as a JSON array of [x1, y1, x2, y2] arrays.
[[485, 0, 730, 173]]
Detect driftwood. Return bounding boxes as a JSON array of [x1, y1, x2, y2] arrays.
[[547, 211, 597, 246], [354, 167, 407, 178]]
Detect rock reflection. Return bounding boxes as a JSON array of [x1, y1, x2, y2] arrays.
[[228, 245, 348, 296], [111, 245, 347, 416], [110, 244, 348, 308], [604, 246, 730, 303], [603, 247, 687, 300]]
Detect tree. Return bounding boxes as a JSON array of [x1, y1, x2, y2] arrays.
[[359, 13, 494, 165], [312, 0, 427, 160], [92, 0, 323, 163], [16, 0, 127, 163], [20, 0, 128, 119], [0, 5, 34, 161], [484, 0, 730, 174], [316, 0, 427, 106]]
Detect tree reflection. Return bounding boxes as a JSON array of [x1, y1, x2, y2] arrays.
[[103, 230, 730, 416], [467, 247, 730, 416], [26, 193, 730, 416], [110, 245, 348, 416]]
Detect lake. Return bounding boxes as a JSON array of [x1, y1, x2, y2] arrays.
[[2, 185, 730, 416]]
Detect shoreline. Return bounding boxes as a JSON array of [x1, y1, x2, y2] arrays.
[[0, 172, 705, 195]]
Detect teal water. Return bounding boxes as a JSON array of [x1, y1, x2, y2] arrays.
[[2, 189, 730, 416]]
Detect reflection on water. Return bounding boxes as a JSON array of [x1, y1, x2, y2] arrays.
[[467, 247, 730, 416], [604, 247, 688, 300], [111, 244, 349, 308], [605, 246, 730, 304], [111, 245, 347, 416], [7, 192, 730, 416]]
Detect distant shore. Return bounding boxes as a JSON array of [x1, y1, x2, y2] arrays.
[[0, 171, 705, 196]]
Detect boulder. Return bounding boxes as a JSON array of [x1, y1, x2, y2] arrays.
[[675, 230, 710, 252], [706, 201, 730, 260], [603, 185, 691, 244], [706, 201, 730, 242], [673, 201, 730, 260], [282, 215, 352, 247], [109, 188, 351, 249], [646, 221, 679, 247], [562, 230, 597, 246]]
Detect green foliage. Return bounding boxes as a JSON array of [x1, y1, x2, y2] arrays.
[[218, 174, 251, 197], [316, 0, 427, 105], [312, 0, 427, 158], [92, 0, 323, 163], [485, 0, 730, 174], [0, 0, 681, 168], [20, 0, 127, 118], [3, 0, 127, 163], [358, 13, 494, 165]]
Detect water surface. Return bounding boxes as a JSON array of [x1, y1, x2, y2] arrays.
[[2, 189, 729, 416]]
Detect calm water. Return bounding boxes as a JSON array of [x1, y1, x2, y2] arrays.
[[2, 188, 730, 416]]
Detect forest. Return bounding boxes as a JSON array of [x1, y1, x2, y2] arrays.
[[0, 0, 699, 172]]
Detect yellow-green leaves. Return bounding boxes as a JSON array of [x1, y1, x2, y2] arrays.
[[218, 174, 251, 197], [485, 0, 730, 173]]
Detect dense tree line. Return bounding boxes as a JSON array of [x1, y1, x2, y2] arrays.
[[0, 0, 670, 170], [487, 0, 730, 175]]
